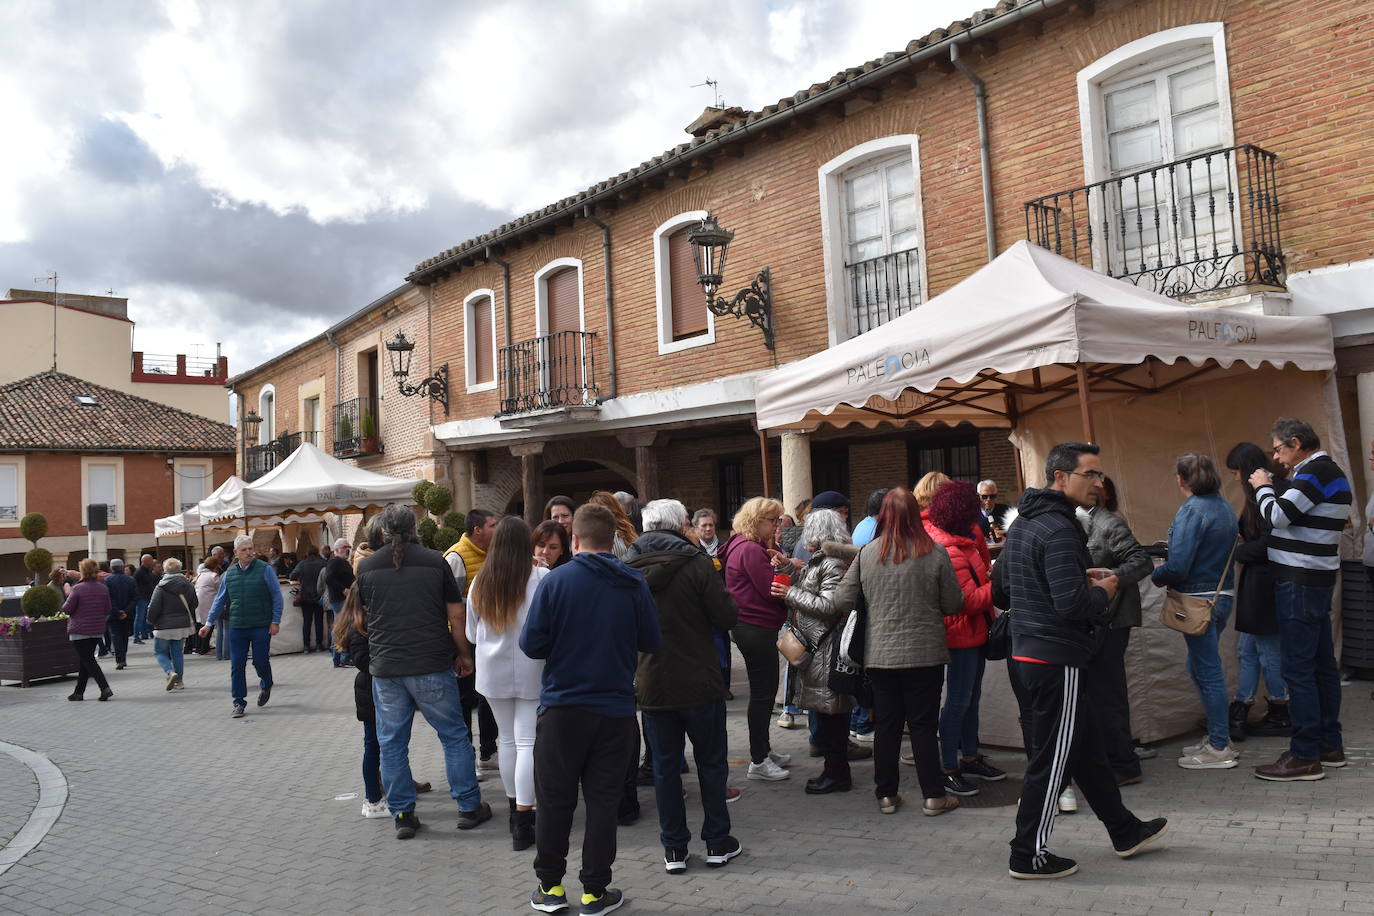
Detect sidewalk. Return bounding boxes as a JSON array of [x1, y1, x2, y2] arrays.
[[2, 644, 1373, 915]]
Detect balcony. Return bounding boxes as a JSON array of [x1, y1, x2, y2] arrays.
[[1024, 144, 1284, 299], [845, 247, 922, 338], [245, 431, 301, 482], [498, 331, 600, 419], [131, 352, 229, 385], [332, 397, 381, 458]]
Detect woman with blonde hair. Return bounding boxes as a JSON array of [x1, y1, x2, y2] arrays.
[[586, 490, 638, 559], [465, 516, 549, 850], [720, 496, 792, 780], [914, 471, 952, 511]]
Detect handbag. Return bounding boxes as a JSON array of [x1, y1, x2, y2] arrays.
[[290, 585, 303, 607], [837, 551, 867, 668], [983, 611, 1011, 660], [777, 623, 812, 666], [1160, 540, 1237, 636]]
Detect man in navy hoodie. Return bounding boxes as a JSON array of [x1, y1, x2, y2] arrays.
[[521, 504, 660, 915], [1001, 442, 1167, 880]]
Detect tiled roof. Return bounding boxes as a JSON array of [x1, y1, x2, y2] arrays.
[[408, 0, 1032, 283], [0, 371, 236, 453]]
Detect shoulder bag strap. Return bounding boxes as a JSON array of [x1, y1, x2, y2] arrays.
[[1209, 538, 1239, 603]]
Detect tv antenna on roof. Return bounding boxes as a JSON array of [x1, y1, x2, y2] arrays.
[[691, 77, 723, 109], [34, 271, 58, 371]]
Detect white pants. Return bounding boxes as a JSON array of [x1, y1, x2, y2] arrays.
[[484, 696, 539, 806]]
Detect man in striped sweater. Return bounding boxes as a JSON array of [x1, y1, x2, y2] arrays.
[[1248, 417, 1351, 781]]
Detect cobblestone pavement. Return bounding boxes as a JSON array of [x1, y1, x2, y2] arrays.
[[3, 644, 1374, 915]]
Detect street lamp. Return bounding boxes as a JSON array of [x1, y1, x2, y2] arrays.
[[241, 409, 262, 444], [687, 214, 774, 350], [385, 331, 449, 414]]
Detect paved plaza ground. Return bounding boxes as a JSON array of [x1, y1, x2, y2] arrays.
[[3, 644, 1374, 915]]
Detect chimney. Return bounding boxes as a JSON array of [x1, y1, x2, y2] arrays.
[[685, 106, 746, 138]]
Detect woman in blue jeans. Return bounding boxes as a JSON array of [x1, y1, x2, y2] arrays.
[[1152, 453, 1239, 770]]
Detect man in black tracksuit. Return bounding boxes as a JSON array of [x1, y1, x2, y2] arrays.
[[1001, 442, 1168, 879]]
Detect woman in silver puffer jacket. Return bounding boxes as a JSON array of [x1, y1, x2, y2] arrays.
[[771, 508, 856, 795]]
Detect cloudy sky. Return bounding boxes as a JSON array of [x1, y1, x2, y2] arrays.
[[1, 0, 977, 378]]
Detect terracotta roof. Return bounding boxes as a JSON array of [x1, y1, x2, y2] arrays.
[[408, 0, 1036, 284], [0, 371, 236, 453]]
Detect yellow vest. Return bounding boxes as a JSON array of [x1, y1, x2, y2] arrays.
[[444, 534, 485, 598]]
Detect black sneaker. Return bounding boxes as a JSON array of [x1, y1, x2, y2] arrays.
[[456, 801, 493, 830], [256, 686, 271, 707], [1113, 817, 1168, 858], [942, 772, 980, 797], [704, 835, 742, 867], [579, 888, 623, 914], [663, 846, 689, 874], [961, 755, 1007, 781], [394, 811, 422, 840], [529, 884, 568, 912], [1009, 852, 1079, 879], [635, 764, 655, 787]]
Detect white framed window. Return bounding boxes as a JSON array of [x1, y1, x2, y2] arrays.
[[81, 457, 124, 527], [653, 211, 716, 355], [818, 135, 927, 344], [257, 384, 277, 440], [174, 459, 214, 513], [464, 288, 498, 392], [1077, 24, 1235, 278], [0, 457, 24, 526], [534, 258, 586, 337]]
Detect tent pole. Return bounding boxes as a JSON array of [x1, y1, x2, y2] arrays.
[[1075, 362, 1096, 443], [199, 525, 207, 557], [1004, 393, 1026, 493], [758, 428, 774, 499]]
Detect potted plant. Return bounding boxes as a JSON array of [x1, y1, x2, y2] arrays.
[[0, 586, 76, 687], [359, 409, 379, 454], [336, 414, 356, 456]]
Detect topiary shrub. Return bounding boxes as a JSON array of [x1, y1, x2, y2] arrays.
[[434, 526, 461, 552], [418, 517, 438, 550], [19, 512, 48, 546], [423, 485, 453, 518], [412, 480, 434, 505], [23, 548, 53, 580], [442, 511, 465, 532], [20, 584, 62, 617]]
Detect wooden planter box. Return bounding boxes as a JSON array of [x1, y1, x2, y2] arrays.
[[0, 618, 79, 687]]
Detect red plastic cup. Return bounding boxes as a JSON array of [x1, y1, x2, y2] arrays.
[[772, 573, 791, 589]]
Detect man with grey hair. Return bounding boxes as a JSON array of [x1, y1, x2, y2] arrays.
[[133, 553, 158, 642], [626, 499, 742, 874], [200, 535, 282, 718], [324, 537, 356, 667], [977, 479, 1014, 543]]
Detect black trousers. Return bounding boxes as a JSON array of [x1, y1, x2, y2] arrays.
[[300, 601, 326, 650], [72, 638, 109, 695], [1009, 661, 1139, 865], [106, 616, 131, 665], [533, 706, 635, 896], [1083, 628, 1138, 776], [814, 711, 851, 782], [458, 671, 499, 758], [732, 623, 780, 764], [868, 665, 944, 799]]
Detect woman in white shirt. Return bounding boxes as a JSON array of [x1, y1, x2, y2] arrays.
[[464, 516, 548, 852]]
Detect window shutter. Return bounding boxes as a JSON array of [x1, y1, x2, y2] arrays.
[[668, 227, 708, 340], [471, 296, 494, 384], [545, 267, 580, 334]]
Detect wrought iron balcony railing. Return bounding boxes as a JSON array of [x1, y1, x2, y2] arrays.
[[498, 331, 600, 416], [844, 247, 922, 338], [332, 397, 381, 458], [245, 431, 301, 482], [1024, 143, 1283, 298]]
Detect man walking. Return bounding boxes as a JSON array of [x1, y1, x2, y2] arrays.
[[358, 504, 490, 840], [200, 536, 282, 718], [132, 553, 157, 643], [103, 558, 138, 668], [626, 499, 741, 876], [1002, 442, 1167, 879], [522, 504, 660, 915], [1250, 417, 1352, 780]]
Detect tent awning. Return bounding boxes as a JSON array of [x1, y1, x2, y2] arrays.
[[755, 241, 1336, 431], [154, 475, 246, 537]]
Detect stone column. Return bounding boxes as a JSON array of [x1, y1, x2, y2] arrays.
[[1357, 372, 1374, 500], [510, 442, 545, 528], [780, 432, 813, 518], [448, 452, 475, 512], [617, 430, 665, 501]]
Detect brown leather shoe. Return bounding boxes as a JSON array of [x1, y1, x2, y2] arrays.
[[846, 741, 873, 761], [877, 795, 902, 814], [1319, 748, 1347, 768], [922, 795, 959, 817], [1254, 751, 1324, 781]]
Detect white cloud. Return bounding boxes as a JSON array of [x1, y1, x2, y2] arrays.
[[768, 5, 809, 63]]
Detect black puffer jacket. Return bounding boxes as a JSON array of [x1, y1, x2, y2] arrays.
[[347, 630, 375, 722], [1002, 488, 1110, 668], [626, 530, 738, 711]]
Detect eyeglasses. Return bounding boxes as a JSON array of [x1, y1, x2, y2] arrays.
[[1272, 439, 1295, 455], [978, 494, 997, 501], [1070, 470, 1107, 482], [766, 517, 783, 524]]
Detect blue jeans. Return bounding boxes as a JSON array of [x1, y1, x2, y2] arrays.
[[939, 647, 987, 771], [373, 670, 481, 815], [362, 719, 383, 804], [153, 637, 185, 681], [641, 701, 731, 849], [1183, 595, 1232, 751], [1274, 580, 1343, 760], [850, 704, 872, 735], [227, 626, 273, 708], [134, 600, 151, 639], [782, 664, 800, 715], [1237, 632, 1288, 702]]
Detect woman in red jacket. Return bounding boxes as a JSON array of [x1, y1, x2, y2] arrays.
[[925, 481, 1006, 796]]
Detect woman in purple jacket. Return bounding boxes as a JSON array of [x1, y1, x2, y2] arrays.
[[721, 497, 791, 781], [62, 558, 114, 701]]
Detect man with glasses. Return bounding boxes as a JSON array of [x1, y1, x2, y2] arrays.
[[1249, 417, 1352, 781], [977, 480, 1014, 543]]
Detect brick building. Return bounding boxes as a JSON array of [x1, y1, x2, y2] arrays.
[[0, 372, 237, 584], [231, 0, 1374, 529]]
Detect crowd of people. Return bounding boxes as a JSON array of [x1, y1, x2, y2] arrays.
[[55, 414, 1357, 911]]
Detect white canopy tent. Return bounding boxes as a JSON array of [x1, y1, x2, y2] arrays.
[[755, 241, 1351, 746], [154, 476, 246, 538]]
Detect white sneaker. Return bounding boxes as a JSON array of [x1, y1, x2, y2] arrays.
[[1057, 787, 1078, 813], [165, 672, 177, 692], [747, 758, 790, 781], [1181, 742, 1240, 759], [767, 749, 792, 767], [776, 712, 797, 728], [360, 799, 389, 818], [476, 755, 496, 774], [849, 731, 874, 744], [1177, 744, 1239, 770]]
